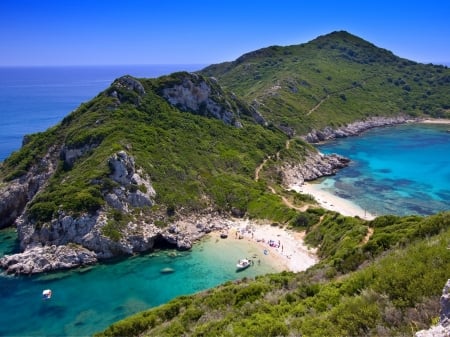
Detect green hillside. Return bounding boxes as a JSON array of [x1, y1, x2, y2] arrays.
[[96, 211, 450, 336], [200, 30, 450, 135], [2, 31, 449, 336], [0, 72, 309, 231]]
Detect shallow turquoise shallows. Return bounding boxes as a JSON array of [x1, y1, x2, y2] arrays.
[[0, 230, 278, 336], [316, 123, 450, 216]]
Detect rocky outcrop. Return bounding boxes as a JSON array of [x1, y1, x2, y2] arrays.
[[106, 151, 156, 211], [0, 211, 234, 275], [303, 115, 411, 143], [107, 75, 146, 106], [60, 143, 99, 169], [162, 73, 243, 127], [0, 244, 97, 275], [281, 150, 350, 187], [416, 279, 450, 337], [0, 145, 60, 229]]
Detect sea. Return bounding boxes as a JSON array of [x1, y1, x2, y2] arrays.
[[0, 65, 449, 336], [316, 123, 450, 216]]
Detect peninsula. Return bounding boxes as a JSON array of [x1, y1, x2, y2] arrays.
[[1, 30, 449, 336]]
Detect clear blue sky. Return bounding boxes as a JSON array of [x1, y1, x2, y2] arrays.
[[1, 0, 449, 66]]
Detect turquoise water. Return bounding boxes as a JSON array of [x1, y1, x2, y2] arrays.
[[0, 229, 277, 336], [316, 123, 450, 216]]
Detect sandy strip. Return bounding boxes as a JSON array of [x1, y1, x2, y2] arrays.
[[418, 118, 450, 125], [211, 219, 318, 273], [290, 182, 375, 220]]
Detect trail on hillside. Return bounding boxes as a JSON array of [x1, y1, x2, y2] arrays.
[[307, 95, 329, 116], [254, 138, 311, 212], [306, 76, 374, 116], [360, 227, 374, 245], [254, 157, 269, 182]]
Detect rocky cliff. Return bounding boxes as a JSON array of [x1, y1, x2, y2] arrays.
[[281, 151, 350, 188], [416, 279, 450, 337], [302, 115, 412, 143], [0, 150, 196, 275], [158, 72, 266, 127]]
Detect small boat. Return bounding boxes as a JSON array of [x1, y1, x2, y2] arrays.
[[220, 232, 228, 239], [42, 289, 52, 300], [236, 259, 251, 271], [160, 267, 175, 274]]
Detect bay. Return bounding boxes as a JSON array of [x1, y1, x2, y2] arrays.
[[316, 123, 450, 216], [0, 228, 278, 336]]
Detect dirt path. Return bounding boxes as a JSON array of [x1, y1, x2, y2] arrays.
[[361, 227, 374, 245], [307, 95, 329, 116], [254, 157, 269, 182], [254, 138, 317, 212]]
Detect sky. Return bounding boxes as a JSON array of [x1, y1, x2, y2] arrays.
[[1, 0, 449, 66]]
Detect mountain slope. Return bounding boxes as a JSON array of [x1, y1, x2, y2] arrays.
[[0, 72, 334, 274], [96, 212, 450, 336], [200, 30, 450, 135]]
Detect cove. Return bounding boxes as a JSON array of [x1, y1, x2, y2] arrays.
[[315, 123, 450, 216], [0, 229, 279, 336]]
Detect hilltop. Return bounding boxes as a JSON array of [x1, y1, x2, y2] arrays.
[[200, 30, 450, 136], [0, 30, 449, 336]]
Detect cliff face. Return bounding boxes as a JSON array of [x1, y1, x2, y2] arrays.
[[0, 72, 273, 275], [158, 72, 267, 127], [416, 279, 450, 337], [0, 144, 60, 229], [281, 151, 350, 188]]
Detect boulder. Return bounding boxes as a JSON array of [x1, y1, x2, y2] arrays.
[[0, 244, 97, 275]]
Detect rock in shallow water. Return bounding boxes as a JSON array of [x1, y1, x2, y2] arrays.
[[0, 244, 97, 275]]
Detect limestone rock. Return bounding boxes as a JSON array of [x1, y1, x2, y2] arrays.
[[303, 116, 411, 143], [0, 244, 97, 275], [107, 151, 156, 210], [60, 143, 99, 169], [281, 150, 350, 187], [108, 75, 145, 106], [415, 279, 450, 337], [0, 145, 59, 229]]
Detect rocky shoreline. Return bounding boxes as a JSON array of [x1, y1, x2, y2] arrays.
[[0, 116, 414, 275], [302, 115, 412, 143]]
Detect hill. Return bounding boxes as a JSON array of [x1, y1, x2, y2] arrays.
[[0, 30, 449, 335], [0, 71, 334, 274], [200, 30, 450, 136], [96, 211, 450, 336]]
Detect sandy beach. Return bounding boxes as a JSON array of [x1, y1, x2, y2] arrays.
[[418, 118, 450, 125], [290, 182, 375, 220], [210, 219, 318, 273]]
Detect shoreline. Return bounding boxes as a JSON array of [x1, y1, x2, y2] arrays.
[[290, 182, 376, 220], [209, 219, 318, 273], [418, 118, 450, 125]]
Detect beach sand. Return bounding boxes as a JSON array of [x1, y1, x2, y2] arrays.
[[290, 182, 375, 220], [419, 118, 450, 125], [210, 219, 318, 273]]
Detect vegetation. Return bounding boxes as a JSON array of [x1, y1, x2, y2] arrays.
[[96, 212, 450, 336], [200, 30, 450, 135], [1, 30, 449, 335]]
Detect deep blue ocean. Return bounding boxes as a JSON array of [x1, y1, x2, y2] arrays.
[[0, 66, 449, 336]]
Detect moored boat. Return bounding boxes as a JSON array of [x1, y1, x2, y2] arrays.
[[42, 289, 52, 300], [236, 259, 251, 271]]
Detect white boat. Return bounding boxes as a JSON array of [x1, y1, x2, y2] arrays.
[[236, 259, 251, 271], [42, 289, 52, 300]]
